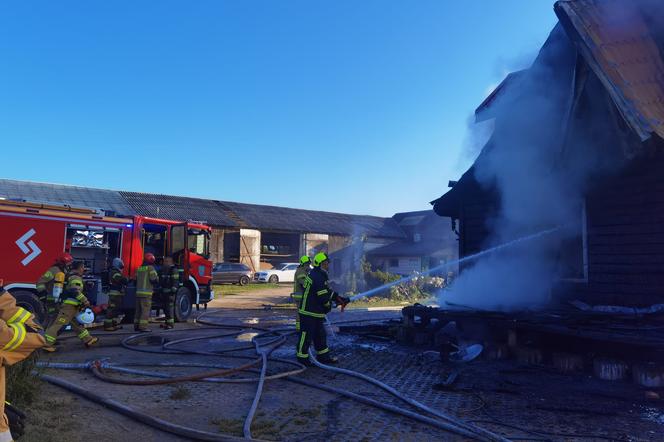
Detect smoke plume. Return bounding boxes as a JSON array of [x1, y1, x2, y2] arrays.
[[438, 4, 655, 311]]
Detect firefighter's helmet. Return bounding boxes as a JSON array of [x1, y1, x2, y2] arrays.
[[299, 255, 311, 265], [76, 308, 95, 325], [313, 252, 329, 267], [56, 253, 74, 267], [144, 253, 156, 265], [112, 257, 125, 269]]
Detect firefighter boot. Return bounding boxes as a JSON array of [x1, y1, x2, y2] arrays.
[[318, 353, 338, 364], [84, 336, 99, 348]]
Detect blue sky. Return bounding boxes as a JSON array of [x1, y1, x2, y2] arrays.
[[0, 1, 558, 216]]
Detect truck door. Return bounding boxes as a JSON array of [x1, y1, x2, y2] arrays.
[[169, 223, 187, 269]]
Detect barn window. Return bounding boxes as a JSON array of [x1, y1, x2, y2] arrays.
[[556, 201, 588, 282]]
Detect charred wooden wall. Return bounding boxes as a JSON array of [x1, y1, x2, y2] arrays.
[[563, 150, 664, 307]]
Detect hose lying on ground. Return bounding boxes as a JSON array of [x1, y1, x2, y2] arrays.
[[309, 354, 510, 442], [40, 313, 509, 442], [39, 373, 257, 442]]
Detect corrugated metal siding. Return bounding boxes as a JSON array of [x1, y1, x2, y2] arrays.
[[556, 0, 664, 140], [0, 179, 135, 215]]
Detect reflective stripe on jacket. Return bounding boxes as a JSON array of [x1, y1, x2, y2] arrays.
[[62, 275, 89, 306], [109, 268, 128, 296], [158, 265, 180, 294], [136, 265, 158, 297], [291, 266, 309, 301], [36, 265, 66, 299], [0, 291, 44, 365], [298, 267, 336, 319]]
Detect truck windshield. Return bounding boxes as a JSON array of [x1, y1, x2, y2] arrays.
[[188, 229, 210, 259]]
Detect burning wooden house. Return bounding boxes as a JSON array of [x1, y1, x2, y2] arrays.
[[433, 0, 664, 310], [390, 1, 664, 387]]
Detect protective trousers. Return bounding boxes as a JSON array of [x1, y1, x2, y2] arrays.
[[159, 291, 175, 325], [134, 295, 151, 331], [291, 294, 303, 332], [44, 304, 94, 346], [104, 295, 124, 330], [296, 315, 330, 363]]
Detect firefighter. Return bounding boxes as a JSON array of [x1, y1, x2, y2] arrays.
[[43, 261, 98, 351], [296, 252, 349, 365], [0, 280, 45, 441], [291, 256, 311, 332], [158, 256, 180, 329], [35, 253, 73, 324], [134, 253, 159, 332], [104, 258, 128, 331]]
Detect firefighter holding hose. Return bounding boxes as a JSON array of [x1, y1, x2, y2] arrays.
[[296, 252, 349, 365], [0, 280, 45, 441], [291, 255, 311, 332], [43, 261, 98, 351]]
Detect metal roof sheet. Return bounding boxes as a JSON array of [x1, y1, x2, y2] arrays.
[[556, 0, 664, 141], [218, 201, 405, 238], [0, 179, 404, 238], [0, 179, 135, 215], [119, 192, 240, 227]]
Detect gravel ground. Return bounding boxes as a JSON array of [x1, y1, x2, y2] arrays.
[[20, 304, 664, 442]]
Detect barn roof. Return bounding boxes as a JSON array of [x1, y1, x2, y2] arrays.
[[0, 179, 135, 216], [119, 192, 241, 228], [219, 200, 405, 238], [0, 179, 404, 238]]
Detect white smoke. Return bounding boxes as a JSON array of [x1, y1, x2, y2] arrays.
[[439, 11, 644, 311]]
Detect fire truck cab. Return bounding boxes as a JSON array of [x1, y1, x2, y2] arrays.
[[0, 200, 213, 322]]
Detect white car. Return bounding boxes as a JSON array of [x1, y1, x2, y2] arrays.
[[254, 262, 300, 283]]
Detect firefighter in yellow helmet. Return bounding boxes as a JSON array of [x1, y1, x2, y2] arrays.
[[291, 256, 311, 332], [43, 261, 98, 351], [296, 252, 349, 365], [35, 253, 73, 324], [0, 280, 45, 441], [134, 253, 159, 332]]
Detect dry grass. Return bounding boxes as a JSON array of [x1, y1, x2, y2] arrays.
[[169, 385, 191, 400], [6, 353, 41, 407]]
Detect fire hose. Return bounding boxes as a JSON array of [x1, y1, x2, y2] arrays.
[[38, 313, 509, 442]]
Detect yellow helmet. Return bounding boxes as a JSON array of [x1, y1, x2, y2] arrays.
[[299, 255, 311, 265], [313, 252, 329, 267]]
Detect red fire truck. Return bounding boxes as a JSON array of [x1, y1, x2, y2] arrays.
[[0, 199, 213, 322]]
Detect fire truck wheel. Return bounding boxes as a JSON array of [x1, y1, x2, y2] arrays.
[[11, 290, 46, 324], [174, 287, 193, 322]]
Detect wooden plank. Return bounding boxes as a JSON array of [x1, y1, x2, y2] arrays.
[[588, 233, 664, 246], [589, 254, 664, 265]]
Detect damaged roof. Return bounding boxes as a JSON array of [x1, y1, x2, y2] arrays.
[[555, 0, 664, 141], [433, 0, 664, 217]]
